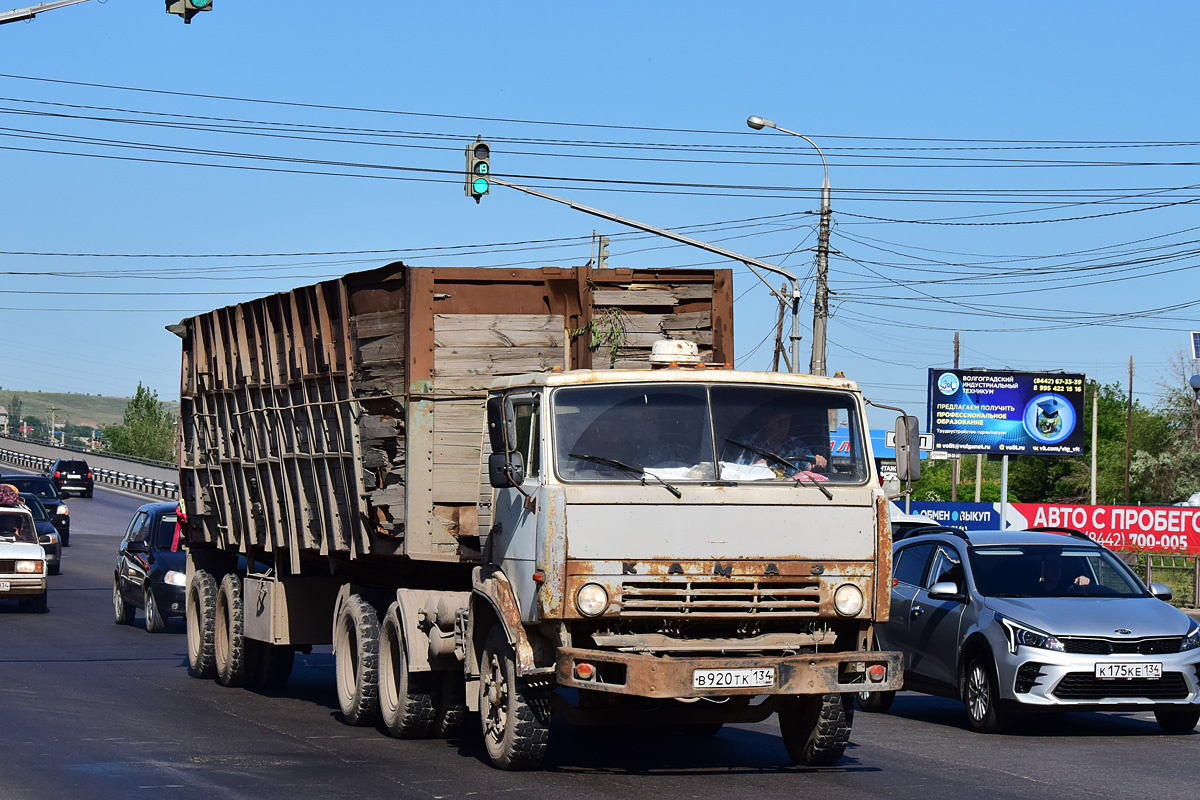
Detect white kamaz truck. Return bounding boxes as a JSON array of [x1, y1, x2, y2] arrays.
[[175, 263, 904, 769]]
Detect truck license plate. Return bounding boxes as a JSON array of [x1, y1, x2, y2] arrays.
[[0, 581, 9, 591], [693, 667, 775, 689], [1095, 662, 1162, 680]]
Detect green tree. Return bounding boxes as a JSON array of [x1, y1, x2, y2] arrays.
[[105, 383, 177, 462], [8, 393, 22, 430]]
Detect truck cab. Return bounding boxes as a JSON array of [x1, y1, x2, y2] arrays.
[[478, 362, 901, 764]]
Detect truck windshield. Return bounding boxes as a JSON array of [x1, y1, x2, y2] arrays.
[[553, 383, 867, 484]]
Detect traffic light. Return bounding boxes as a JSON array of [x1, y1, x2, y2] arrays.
[[597, 236, 611, 269], [165, 0, 211, 23], [465, 138, 491, 202]]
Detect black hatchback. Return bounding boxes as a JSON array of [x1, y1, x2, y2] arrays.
[[49, 459, 93, 498], [113, 502, 185, 633]]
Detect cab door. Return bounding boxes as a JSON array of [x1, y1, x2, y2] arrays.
[[487, 393, 543, 620], [907, 543, 969, 690]]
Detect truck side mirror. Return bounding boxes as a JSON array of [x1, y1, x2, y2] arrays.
[[487, 451, 526, 488], [895, 415, 921, 482], [485, 394, 520, 454]]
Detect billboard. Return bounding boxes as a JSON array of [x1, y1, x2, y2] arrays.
[[928, 369, 1085, 455]]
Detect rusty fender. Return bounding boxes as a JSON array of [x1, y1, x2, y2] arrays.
[[472, 566, 543, 676], [556, 648, 903, 699]]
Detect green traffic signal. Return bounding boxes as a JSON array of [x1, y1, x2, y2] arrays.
[[465, 138, 492, 201]]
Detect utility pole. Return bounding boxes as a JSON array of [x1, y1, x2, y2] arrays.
[[771, 284, 788, 372], [1124, 356, 1133, 504], [49, 406, 58, 446], [1090, 384, 1098, 505], [951, 332, 960, 502]]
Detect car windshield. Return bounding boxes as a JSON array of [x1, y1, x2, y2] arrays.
[[155, 514, 180, 550], [58, 461, 88, 472], [553, 383, 867, 484], [21, 498, 47, 521], [968, 544, 1146, 598], [0, 512, 37, 544], [1, 477, 60, 502]]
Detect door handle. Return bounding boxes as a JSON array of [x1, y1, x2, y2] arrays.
[[911, 605, 925, 617]]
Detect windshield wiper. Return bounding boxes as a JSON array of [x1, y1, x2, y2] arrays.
[[725, 438, 832, 500], [568, 452, 682, 499]]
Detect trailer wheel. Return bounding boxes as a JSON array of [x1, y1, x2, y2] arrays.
[[335, 593, 380, 726], [479, 627, 550, 770], [186, 569, 217, 679], [433, 670, 467, 738], [378, 603, 435, 738], [247, 642, 296, 690], [778, 693, 853, 766], [215, 573, 250, 687]]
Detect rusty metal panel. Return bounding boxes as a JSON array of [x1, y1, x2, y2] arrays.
[[875, 493, 892, 622]]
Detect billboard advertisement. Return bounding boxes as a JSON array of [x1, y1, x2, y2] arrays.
[[907, 502, 1200, 555], [928, 369, 1085, 455]]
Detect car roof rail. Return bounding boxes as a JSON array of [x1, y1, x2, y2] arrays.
[[1023, 526, 1095, 542], [895, 524, 971, 543]]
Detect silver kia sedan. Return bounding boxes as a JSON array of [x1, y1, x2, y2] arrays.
[[861, 527, 1200, 733]]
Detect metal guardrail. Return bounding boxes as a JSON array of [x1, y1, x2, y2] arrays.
[[0, 447, 179, 500], [0, 433, 176, 469]]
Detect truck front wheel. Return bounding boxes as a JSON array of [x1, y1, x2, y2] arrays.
[[479, 627, 550, 770], [186, 569, 217, 678], [378, 602, 435, 738], [779, 693, 853, 766], [335, 594, 380, 726]]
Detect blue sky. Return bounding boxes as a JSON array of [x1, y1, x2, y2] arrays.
[[1, 2, 1197, 428]]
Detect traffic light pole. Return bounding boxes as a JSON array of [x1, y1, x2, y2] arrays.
[[486, 175, 803, 374], [0, 0, 90, 25]]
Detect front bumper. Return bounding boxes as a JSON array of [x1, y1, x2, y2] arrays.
[[151, 582, 187, 618], [0, 575, 47, 596], [998, 647, 1200, 708], [556, 647, 903, 698]]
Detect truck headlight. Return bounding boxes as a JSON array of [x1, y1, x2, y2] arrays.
[[15, 560, 43, 574], [164, 570, 187, 587], [833, 583, 864, 616], [576, 583, 609, 617]]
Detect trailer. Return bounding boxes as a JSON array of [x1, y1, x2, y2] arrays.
[[175, 262, 901, 769]]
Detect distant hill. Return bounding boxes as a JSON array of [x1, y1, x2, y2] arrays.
[[0, 390, 180, 430]]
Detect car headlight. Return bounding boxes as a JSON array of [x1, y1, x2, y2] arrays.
[[56, 505, 69, 516], [576, 583, 609, 617], [833, 583, 865, 616], [39, 532, 59, 545], [1181, 621, 1200, 652], [164, 570, 187, 587], [998, 615, 1064, 655], [15, 560, 43, 574]]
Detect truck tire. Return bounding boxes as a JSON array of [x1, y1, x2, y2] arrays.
[[249, 642, 295, 689], [144, 584, 167, 633], [779, 693, 853, 767], [113, 574, 134, 625], [335, 593, 380, 726], [433, 671, 467, 738], [187, 569, 218, 679], [479, 626, 551, 770], [215, 573, 250, 687], [378, 603, 436, 738]]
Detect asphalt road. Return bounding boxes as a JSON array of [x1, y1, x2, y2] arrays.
[[1, 484, 1197, 800]]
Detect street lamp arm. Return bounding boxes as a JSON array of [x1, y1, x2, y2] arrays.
[[487, 174, 804, 372]]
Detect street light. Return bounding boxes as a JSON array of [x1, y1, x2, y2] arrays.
[[747, 115, 833, 376], [1190, 374, 1200, 405]]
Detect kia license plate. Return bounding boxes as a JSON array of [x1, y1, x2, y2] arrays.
[[693, 667, 775, 689], [1095, 662, 1162, 680]]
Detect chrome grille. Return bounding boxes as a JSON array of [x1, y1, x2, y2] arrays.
[[618, 579, 821, 618], [1060, 637, 1183, 656]]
